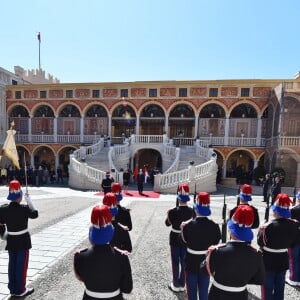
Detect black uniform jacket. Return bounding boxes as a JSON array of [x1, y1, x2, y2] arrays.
[[165, 205, 194, 247], [291, 204, 300, 222], [208, 241, 265, 300], [115, 205, 132, 231], [229, 203, 260, 229], [182, 216, 221, 274], [101, 178, 114, 193], [0, 202, 38, 251], [257, 218, 300, 272], [111, 220, 132, 252], [74, 244, 133, 300]]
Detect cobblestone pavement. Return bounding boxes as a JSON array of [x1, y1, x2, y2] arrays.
[[0, 184, 298, 299]]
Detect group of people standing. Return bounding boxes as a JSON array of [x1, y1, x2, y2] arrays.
[[166, 183, 300, 300]]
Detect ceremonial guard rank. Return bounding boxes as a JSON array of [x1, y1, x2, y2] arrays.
[[0, 180, 38, 297], [112, 182, 132, 231], [287, 190, 300, 286], [101, 171, 114, 194], [165, 183, 194, 292], [74, 204, 133, 300], [229, 184, 260, 229], [102, 193, 132, 253], [205, 205, 265, 300], [181, 192, 221, 300], [257, 193, 300, 300]]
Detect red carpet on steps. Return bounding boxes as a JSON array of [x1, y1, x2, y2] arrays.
[[94, 190, 160, 198]]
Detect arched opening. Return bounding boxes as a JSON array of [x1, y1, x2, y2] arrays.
[[140, 104, 165, 135], [169, 104, 195, 138], [58, 104, 81, 135], [226, 150, 254, 184], [84, 105, 108, 136], [32, 105, 55, 134], [112, 104, 136, 137], [8, 105, 30, 134]]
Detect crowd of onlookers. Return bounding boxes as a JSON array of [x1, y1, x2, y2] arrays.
[[0, 165, 65, 186]]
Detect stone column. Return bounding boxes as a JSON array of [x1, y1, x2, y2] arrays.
[[54, 117, 57, 143], [108, 115, 112, 137], [136, 114, 140, 135], [28, 118, 32, 142], [256, 116, 262, 146], [80, 116, 84, 143], [222, 159, 227, 178], [165, 115, 169, 135], [194, 115, 199, 139], [224, 116, 229, 145]]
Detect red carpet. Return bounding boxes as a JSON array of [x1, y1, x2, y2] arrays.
[[94, 190, 160, 199]]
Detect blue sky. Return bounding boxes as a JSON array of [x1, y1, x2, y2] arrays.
[[1, 0, 300, 83]]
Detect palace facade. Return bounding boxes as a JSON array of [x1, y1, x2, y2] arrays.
[[2, 70, 300, 187]]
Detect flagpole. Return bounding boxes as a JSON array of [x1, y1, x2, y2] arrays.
[[37, 32, 41, 70], [24, 152, 28, 194]]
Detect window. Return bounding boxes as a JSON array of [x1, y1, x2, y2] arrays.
[[179, 88, 187, 97], [66, 90, 73, 98], [15, 91, 21, 99], [40, 91, 47, 98], [149, 88, 157, 97], [209, 88, 218, 97], [92, 90, 100, 98], [12, 79, 18, 85], [121, 89, 128, 97], [241, 88, 250, 97]]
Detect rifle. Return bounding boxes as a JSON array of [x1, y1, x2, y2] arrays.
[[221, 194, 227, 242], [264, 193, 270, 222], [176, 184, 179, 207], [292, 187, 297, 206], [236, 185, 242, 206], [193, 183, 197, 204]]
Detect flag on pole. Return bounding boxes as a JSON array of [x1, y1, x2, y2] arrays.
[[1, 122, 20, 169], [37, 32, 41, 42]]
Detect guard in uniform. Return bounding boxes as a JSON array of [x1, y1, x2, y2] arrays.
[[101, 171, 114, 194], [165, 183, 194, 292], [0, 180, 38, 297], [287, 190, 300, 287], [205, 205, 265, 300], [103, 193, 132, 253], [258, 193, 300, 300], [229, 184, 260, 229], [74, 204, 133, 300], [181, 192, 221, 300], [112, 182, 132, 231]]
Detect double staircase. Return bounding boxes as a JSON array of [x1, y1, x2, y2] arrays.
[[68, 135, 217, 194]]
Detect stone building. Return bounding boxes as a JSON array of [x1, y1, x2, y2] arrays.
[[2, 70, 300, 187]]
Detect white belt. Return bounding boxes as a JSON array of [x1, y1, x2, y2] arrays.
[[212, 280, 246, 292], [171, 228, 181, 233], [7, 228, 28, 236], [263, 246, 288, 253], [85, 288, 120, 298], [187, 248, 207, 255]]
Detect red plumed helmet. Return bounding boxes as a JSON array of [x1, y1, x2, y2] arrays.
[[241, 184, 252, 195], [102, 192, 117, 207], [9, 180, 22, 192], [274, 193, 292, 208], [112, 182, 122, 193], [232, 205, 254, 227], [91, 205, 112, 227], [197, 192, 210, 205]]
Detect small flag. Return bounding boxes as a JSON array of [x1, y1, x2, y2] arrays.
[[37, 32, 41, 42], [1, 123, 20, 169]]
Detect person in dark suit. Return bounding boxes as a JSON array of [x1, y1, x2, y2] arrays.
[[229, 184, 260, 229], [101, 171, 114, 194], [205, 205, 265, 300], [258, 193, 300, 299], [0, 180, 38, 297], [181, 192, 221, 299], [270, 175, 281, 205], [165, 183, 194, 293], [262, 174, 271, 203], [286, 190, 300, 287], [137, 169, 145, 195], [74, 204, 133, 300]]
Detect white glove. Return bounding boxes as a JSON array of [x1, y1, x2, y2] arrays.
[[25, 194, 36, 210]]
